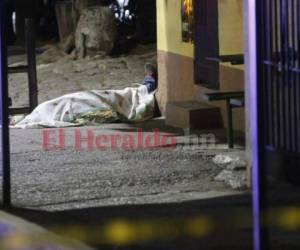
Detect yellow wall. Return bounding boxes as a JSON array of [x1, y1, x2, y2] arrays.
[[156, 0, 194, 58], [156, 0, 244, 58], [219, 0, 244, 55]]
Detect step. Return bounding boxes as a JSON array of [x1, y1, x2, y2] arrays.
[[166, 101, 223, 129]]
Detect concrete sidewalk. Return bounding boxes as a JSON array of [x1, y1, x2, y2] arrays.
[[0, 210, 93, 250]]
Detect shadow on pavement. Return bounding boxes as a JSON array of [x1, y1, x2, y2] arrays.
[[8, 193, 253, 250]]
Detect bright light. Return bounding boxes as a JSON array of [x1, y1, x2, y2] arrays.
[[183, 0, 193, 18]]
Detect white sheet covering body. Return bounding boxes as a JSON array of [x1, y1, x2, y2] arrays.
[[14, 86, 155, 128]]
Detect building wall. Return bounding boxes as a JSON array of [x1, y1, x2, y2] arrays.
[[219, 0, 244, 55], [156, 0, 194, 58], [156, 0, 246, 131]]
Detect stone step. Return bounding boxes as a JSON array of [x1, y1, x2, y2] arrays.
[[166, 101, 223, 129]]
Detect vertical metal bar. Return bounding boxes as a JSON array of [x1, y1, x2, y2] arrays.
[[226, 99, 234, 149], [270, 0, 276, 148], [297, 0, 300, 153], [284, 0, 292, 151], [0, 0, 12, 208], [266, 0, 274, 147], [25, 18, 38, 112], [248, 0, 270, 249], [285, 0, 292, 152], [261, 0, 267, 148], [279, 0, 287, 149], [274, 0, 280, 148], [246, 0, 262, 248], [263, 0, 269, 146], [290, 0, 297, 153]]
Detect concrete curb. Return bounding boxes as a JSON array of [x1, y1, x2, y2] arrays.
[[0, 210, 94, 250]]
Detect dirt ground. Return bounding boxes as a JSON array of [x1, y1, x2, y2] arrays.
[[8, 44, 156, 107]]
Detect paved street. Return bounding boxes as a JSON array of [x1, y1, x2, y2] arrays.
[[5, 119, 243, 211]]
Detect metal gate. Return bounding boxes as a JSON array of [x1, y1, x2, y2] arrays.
[[257, 0, 300, 181], [0, 0, 11, 208]]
